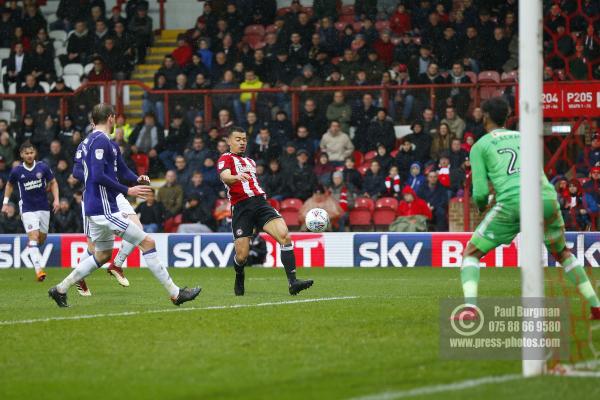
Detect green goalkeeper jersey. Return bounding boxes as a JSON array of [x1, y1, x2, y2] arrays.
[[469, 128, 557, 210]]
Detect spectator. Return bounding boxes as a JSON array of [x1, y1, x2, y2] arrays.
[[185, 136, 210, 173], [314, 153, 336, 187], [450, 156, 472, 197], [44, 140, 67, 170], [417, 63, 445, 111], [447, 138, 469, 171], [18, 74, 44, 113], [157, 55, 181, 87], [51, 198, 79, 233], [408, 45, 433, 80], [177, 193, 214, 233], [298, 98, 328, 141], [130, 112, 165, 175], [436, 26, 460, 71], [362, 159, 386, 199], [0, 202, 23, 233], [128, 2, 153, 63], [299, 184, 343, 230], [264, 159, 289, 201], [293, 125, 316, 158], [463, 26, 484, 73], [247, 127, 281, 165], [395, 138, 416, 180], [417, 171, 449, 231], [342, 157, 362, 192], [185, 171, 217, 209], [99, 37, 131, 80], [367, 108, 396, 152], [269, 111, 294, 146], [159, 113, 188, 171], [374, 31, 395, 67], [430, 122, 455, 162], [374, 143, 394, 173], [234, 70, 263, 124], [32, 115, 58, 158], [484, 27, 509, 72], [29, 43, 55, 84], [560, 179, 590, 230], [157, 170, 184, 217], [174, 155, 192, 188], [17, 114, 36, 146], [437, 156, 451, 188], [352, 93, 378, 152], [61, 20, 92, 66], [406, 162, 426, 192], [421, 107, 438, 137], [577, 132, 600, 176], [446, 63, 472, 117], [4, 42, 30, 91], [406, 121, 432, 165], [133, 189, 164, 233], [329, 170, 354, 231], [389, 4, 412, 36], [466, 107, 485, 140], [461, 132, 476, 153], [287, 149, 317, 201], [584, 167, 600, 227], [363, 50, 386, 83], [391, 186, 431, 232], [326, 91, 352, 133], [172, 34, 193, 67], [288, 32, 309, 67], [569, 41, 590, 80], [0, 130, 17, 167], [441, 106, 467, 139], [320, 120, 355, 165], [291, 65, 322, 104], [385, 165, 402, 198], [87, 57, 113, 82]]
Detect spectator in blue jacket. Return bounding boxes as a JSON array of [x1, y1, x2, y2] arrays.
[[417, 170, 449, 231]]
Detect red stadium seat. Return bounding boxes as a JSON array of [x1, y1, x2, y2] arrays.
[[354, 196, 375, 212], [465, 71, 477, 83], [265, 24, 278, 34], [478, 70, 500, 83], [267, 198, 281, 210], [390, 149, 399, 158], [335, 21, 347, 31], [131, 153, 149, 175], [245, 36, 266, 50], [352, 21, 363, 31], [375, 197, 398, 210], [280, 198, 303, 211], [349, 197, 374, 231], [358, 163, 370, 176], [163, 214, 182, 233], [501, 70, 518, 82], [353, 150, 364, 166], [364, 150, 377, 161], [276, 7, 291, 16], [244, 25, 265, 37]]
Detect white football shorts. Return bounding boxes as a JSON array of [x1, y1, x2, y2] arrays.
[[21, 210, 50, 234], [82, 195, 135, 237], [88, 212, 146, 251]]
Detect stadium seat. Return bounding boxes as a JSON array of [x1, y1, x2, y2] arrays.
[[390, 149, 399, 158], [373, 197, 399, 228], [0, 111, 11, 122], [501, 70, 518, 82], [244, 35, 265, 50], [84, 63, 94, 75], [64, 63, 84, 76], [341, 5, 355, 15], [163, 214, 182, 233], [338, 15, 355, 24], [280, 198, 303, 230], [131, 153, 149, 175], [357, 163, 370, 176], [49, 30, 67, 42], [8, 83, 16, 94], [465, 71, 477, 83], [276, 7, 291, 16], [39, 81, 50, 93], [267, 198, 280, 210], [0, 48, 11, 60], [478, 70, 500, 83], [52, 40, 65, 52], [352, 150, 364, 166], [355, 196, 375, 212], [335, 21, 346, 31], [349, 197, 374, 231], [265, 24, 278, 34], [2, 100, 16, 119], [364, 150, 377, 162], [352, 21, 363, 31], [244, 24, 265, 36], [63, 74, 81, 90], [55, 46, 67, 56], [280, 198, 303, 212]]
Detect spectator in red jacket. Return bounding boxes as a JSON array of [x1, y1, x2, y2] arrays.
[[373, 31, 395, 67], [397, 185, 432, 219], [389, 4, 412, 36], [87, 57, 113, 81], [172, 34, 193, 67]]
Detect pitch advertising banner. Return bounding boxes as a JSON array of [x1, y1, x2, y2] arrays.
[[1, 232, 599, 268]]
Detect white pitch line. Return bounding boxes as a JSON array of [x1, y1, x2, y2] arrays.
[[348, 374, 523, 400], [0, 296, 359, 326]]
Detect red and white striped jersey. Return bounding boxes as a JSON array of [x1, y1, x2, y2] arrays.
[[217, 152, 266, 205]]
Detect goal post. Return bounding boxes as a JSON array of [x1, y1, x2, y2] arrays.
[[519, 0, 545, 376]]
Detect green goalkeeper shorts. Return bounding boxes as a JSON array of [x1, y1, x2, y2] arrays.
[[469, 199, 566, 255]]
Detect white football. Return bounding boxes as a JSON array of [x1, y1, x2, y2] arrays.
[[305, 208, 330, 232]]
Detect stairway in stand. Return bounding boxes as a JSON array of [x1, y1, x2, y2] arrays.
[[125, 29, 184, 122]]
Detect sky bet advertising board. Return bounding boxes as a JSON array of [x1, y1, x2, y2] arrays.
[[0, 233, 599, 269]]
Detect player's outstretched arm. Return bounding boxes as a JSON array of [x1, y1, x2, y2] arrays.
[[220, 169, 251, 185], [1, 182, 13, 214]]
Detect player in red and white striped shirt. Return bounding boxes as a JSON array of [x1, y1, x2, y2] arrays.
[[218, 127, 314, 296]]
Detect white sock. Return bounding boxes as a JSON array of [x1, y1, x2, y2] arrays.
[[57, 256, 100, 294], [144, 249, 179, 297], [28, 241, 42, 273], [114, 241, 136, 268], [80, 249, 93, 263]]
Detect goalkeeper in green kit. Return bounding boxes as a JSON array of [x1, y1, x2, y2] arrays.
[[457, 97, 600, 321]]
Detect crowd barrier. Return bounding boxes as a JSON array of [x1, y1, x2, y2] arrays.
[[0, 232, 599, 269]]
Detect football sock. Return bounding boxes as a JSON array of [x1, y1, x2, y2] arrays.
[[80, 249, 93, 263], [57, 255, 101, 294], [114, 240, 136, 268], [233, 257, 246, 275], [562, 255, 600, 307], [461, 256, 480, 306], [28, 241, 42, 273], [280, 243, 297, 283], [144, 249, 179, 298]]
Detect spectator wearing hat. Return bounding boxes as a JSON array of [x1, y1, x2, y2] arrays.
[[48, 77, 74, 115], [287, 149, 317, 201], [390, 4, 412, 35], [374, 144, 395, 174], [406, 162, 426, 192], [293, 125, 316, 158], [417, 170, 449, 231], [367, 108, 396, 153], [363, 50, 386, 83], [320, 120, 354, 166], [172, 34, 193, 68], [362, 159, 387, 199], [391, 186, 432, 232], [299, 184, 343, 231], [577, 133, 600, 176], [560, 179, 591, 230]]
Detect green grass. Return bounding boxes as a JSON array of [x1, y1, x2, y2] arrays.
[[0, 267, 599, 400]]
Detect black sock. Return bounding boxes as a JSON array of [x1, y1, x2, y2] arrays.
[[233, 258, 246, 275], [280, 244, 297, 283]]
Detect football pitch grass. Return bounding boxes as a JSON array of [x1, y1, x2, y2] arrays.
[[0, 267, 599, 400]]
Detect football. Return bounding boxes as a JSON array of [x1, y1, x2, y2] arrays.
[[305, 208, 330, 232]]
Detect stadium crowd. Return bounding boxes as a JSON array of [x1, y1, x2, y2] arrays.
[[0, 0, 599, 234]]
